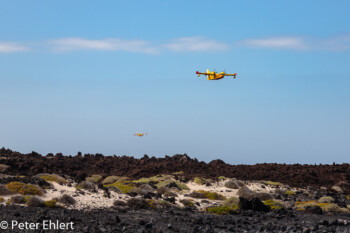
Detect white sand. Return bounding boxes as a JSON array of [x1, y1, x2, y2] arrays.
[[1, 179, 298, 210]]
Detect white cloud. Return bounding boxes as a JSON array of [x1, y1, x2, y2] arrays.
[[49, 38, 159, 54], [319, 35, 350, 51], [164, 37, 229, 52], [0, 42, 29, 53], [242, 37, 307, 50], [2, 35, 350, 54]]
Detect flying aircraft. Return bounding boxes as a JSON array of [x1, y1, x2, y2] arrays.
[[196, 69, 237, 80], [134, 133, 147, 137]]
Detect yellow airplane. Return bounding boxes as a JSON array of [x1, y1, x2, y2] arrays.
[[134, 133, 147, 137], [196, 69, 237, 80]]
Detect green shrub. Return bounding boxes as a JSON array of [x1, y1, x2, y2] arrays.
[[318, 196, 334, 203], [218, 176, 226, 180], [207, 206, 238, 215], [101, 176, 120, 185], [263, 181, 283, 186], [126, 198, 149, 209], [156, 180, 189, 190], [24, 195, 31, 203], [198, 190, 226, 200], [85, 174, 102, 184], [163, 191, 178, 197], [285, 190, 295, 195], [189, 191, 207, 199], [172, 171, 184, 175], [104, 182, 135, 194], [26, 196, 45, 207], [58, 194, 76, 206], [146, 199, 171, 209], [44, 200, 57, 208], [11, 195, 26, 204], [5, 182, 44, 196], [113, 200, 127, 206], [179, 199, 194, 208], [41, 174, 68, 184], [296, 200, 349, 213], [128, 184, 154, 196], [0, 197, 4, 203], [133, 174, 173, 184], [76, 181, 96, 191], [222, 196, 239, 207], [331, 186, 343, 193], [193, 177, 206, 185], [263, 199, 286, 210]]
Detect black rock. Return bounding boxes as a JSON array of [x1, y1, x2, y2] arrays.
[[305, 206, 323, 215]]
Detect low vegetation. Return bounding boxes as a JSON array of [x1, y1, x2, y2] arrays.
[[296, 200, 350, 213], [58, 194, 76, 206], [41, 174, 68, 184], [146, 199, 172, 209], [218, 176, 226, 180], [126, 197, 149, 209], [44, 199, 57, 208], [285, 190, 296, 195], [263, 181, 283, 187], [75, 181, 95, 191], [207, 206, 238, 215], [189, 191, 207, 199], [5, 182, 44, 196], [263, 199, 286, 210], [26, 196, 45, 207], [0, 197, 4, 203], [179, 199, 194, 208], [85, 174, 103, 184], [104, 181, 135, 194], [318, 196, 334, 203], [331, 185, 343, 193], [11, 195, 26, 204], [222, 196, 239, 207], [156, 180, 189, 190], [101, 176, 120, 185], [195, 190, 226, 200]]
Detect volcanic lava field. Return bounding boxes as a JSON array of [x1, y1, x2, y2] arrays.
[[1, 148, 350, 232]]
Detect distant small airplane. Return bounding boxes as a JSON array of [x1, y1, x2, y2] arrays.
[[196, 69, 237, 80], [134, 133, 147, 137]]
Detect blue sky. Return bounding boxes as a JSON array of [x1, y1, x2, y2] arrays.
[[0, 1, 349, 164]]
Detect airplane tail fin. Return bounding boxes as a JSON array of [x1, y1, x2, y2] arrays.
[[207, 69, 210, 73], [233, 73, 237, 79]]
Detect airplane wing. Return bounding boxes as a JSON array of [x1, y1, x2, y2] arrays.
[[196, 71, 210, 76], [224, 73, 237, 76], [224, 73, 237, 78]]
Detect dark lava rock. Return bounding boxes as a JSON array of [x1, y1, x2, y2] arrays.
[[239, 197, 270, 212], [2, 147, 350, 192], [305, 205, 323, 215], [252, 198, 270, 212], [239, 197, 252, 210]]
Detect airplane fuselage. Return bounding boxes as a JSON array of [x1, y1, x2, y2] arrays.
[[207, 73, 225, 80]]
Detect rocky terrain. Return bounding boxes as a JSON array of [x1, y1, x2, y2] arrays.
[[0, 148, 350, 232]]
